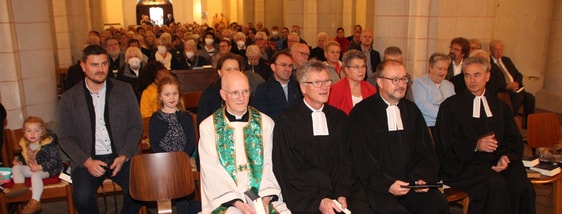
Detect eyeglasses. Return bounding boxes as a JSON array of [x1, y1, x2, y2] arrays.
[[347, 65, 367, 70], [295, 51, 310, 57], [221, 89, 250, 97], [302, 80, 332, 88], [378, 76, 409, 85]]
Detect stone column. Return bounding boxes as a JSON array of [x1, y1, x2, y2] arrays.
[[342, 0, 354, 34], [375, 0, 430, 77], [536, 0, 562, 112], [0, 0, 58, 129], [52, 0, 73, 68], [317, 0, 343, 38], [302, 0, 318, 46], [264, 0, 283, 27], [67, 0, 93, 62]]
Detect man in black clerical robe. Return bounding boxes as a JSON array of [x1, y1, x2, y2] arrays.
[[435, 56, 535, 214], [273, 61, 372, 213], [349, 60, 448, 214]]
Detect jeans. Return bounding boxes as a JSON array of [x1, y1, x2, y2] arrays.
[[71, 154, 141, 214]]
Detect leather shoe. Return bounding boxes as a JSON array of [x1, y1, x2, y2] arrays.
[[21, 199, 41, 214]]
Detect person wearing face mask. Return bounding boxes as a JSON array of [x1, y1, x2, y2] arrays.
[[231, 32, 248, 59], [117, 47, 146, 100], [197, 32, 218, 63], [269, 25, 281, 43], [154, 38, 172, 70], [171, 40, 208, 70]]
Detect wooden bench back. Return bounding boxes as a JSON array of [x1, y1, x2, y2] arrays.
[[2, 128, 23, 167]]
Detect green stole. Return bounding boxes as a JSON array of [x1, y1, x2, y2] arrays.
[[211, 107, 277, 214]]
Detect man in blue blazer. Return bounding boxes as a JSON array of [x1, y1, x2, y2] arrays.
[[251, 50, 302, 120]]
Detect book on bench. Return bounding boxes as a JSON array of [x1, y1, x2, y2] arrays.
[[59, 165, 72, 184], [530, 162, 561, 177], [522, 156, 539, 168], [526, 169, 541, 178]]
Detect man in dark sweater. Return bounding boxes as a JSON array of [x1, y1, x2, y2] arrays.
[[58, 45, 143, 214]]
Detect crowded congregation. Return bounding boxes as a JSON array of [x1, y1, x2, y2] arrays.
[[1, 0, 562, 214]]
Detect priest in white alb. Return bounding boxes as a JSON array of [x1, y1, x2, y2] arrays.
[[199, 71, 291, 214]]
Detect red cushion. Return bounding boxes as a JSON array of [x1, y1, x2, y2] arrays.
[[3, 174, 61, 188]]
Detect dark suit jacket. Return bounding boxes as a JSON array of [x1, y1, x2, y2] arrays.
[[246, 58, 272, 81], [64, 63, 85, 92], [446, 62, 456, 80], [447, 61, 466, 93], [251, 77, 302, 120], [282, 38, 309, 50], [58, 79, 143, 169], [232, 46, 247, 59], [310, 47, 326, 61], [488, 56, 524, 93], [171, 54, 208, 70]]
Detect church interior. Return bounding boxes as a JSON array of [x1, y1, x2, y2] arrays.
[[0, 0, 561, 213]]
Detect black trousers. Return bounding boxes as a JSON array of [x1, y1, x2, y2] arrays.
[[368, 188, 449, 214], [71, 154, 141, 214], [447, 161, 536, 214], [509, 90, 535, 115]]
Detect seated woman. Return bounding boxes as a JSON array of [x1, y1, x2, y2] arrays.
[[116, 47, 146, 98], [154, 38, 172, 70], [411, 52, 455, 131], [139, 61, 171, 118], [171, 40, 208, 70], [328, 50, 377, 115], [196, 32, 218, 63], [323, 41, 344, 84], [310, 32, 328, 61], [246, 45, 272, 81]]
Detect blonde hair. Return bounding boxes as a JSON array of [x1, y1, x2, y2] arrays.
[[159, 32, 172, 47], [23, 116, 47, 142], [317, 32, 329, 40], [324, 41, 340, 52], [125, 47, 142, 60], [246, 45, 261, 58], [255, 32, 268, 40], [157, 76, 185, 111]]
